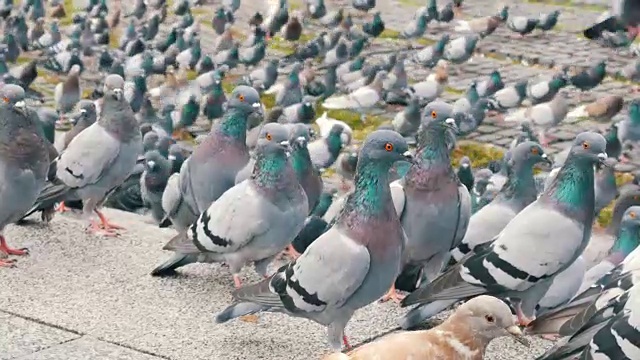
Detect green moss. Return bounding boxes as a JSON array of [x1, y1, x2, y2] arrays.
[[59, 0, 73, 25], [268, 36, 297, 55], [524, 0, 607, 11], [451, 141, 504, 168], [261, 93, 276, 109], [109, 29, 120, 49], [379, 29, 401, 40], [321, 168, 336, 178], [81, 88, 93, 99], [186, 70, 197, 81], [190, 7, 209, 16], [445, 86, 465, 95], [15, 56, 31, 65], [416, 38, 436, 46], [37, 69, 61, 85]]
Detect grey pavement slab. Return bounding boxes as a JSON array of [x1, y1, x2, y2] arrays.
[[0, 313, 80, 360], [14, 336, 163, 360]]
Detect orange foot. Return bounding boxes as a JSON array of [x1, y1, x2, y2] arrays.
[[343, 335, 351, 350], [0, 258, 17, 268], [55, 201, 70, 213], [285, 245, 301, 260], [516, 305, 535, 327], [0, 236, 28, 256], [233, 274, 243, 288], [95, 209, 125, 231], [88, 221, 120, 237], [380, 285, 405, 304]]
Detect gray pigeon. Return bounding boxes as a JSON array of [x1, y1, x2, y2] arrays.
[[278, 96, 315, 124], [54, 64, 81, 116], [56, 100, 97, 153], [595, 158, 619, 215], [489, 80, 528, 111], [617, 98, 640, 144], [506, 92, 569, 147], [443, 35, 479, 64], [387, 111, 471, 302], [34, 75, 143, 236], [392, 96, 422, 137], [323, 71, 388, 121], [140, 150, 172, 225], [275, 63, 303, 107], [289, 124, 323, 212], [0, 85, 49, 267], [244, 58, 279, 91], [400, 15, 429, 39], [152, 123, 308, 286], [214, 130, 413, 350], [159, 86, 261, 234], [451, 142, 551, 263], [400, 132, 608, 329], [308, 124, 344, 170]]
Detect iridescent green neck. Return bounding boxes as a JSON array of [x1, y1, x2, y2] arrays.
[[611, 226, 640, 257], [630, 105, 640, 124], [291, 146, 312, 179], [497, 161, 536, 202], [545, 159, 594, 211], [214, 107, 247, 140], [418, 128, 450, 163], [252, 150, 288, 188], [327, 134, 343, 156], [349, 162, 391, 216]]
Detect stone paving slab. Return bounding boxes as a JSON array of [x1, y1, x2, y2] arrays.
[[14, 336, 163, 360], [0, 313, 80, 360]]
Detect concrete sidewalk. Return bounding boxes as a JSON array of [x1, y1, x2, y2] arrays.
[[0, 209, 561, 360]]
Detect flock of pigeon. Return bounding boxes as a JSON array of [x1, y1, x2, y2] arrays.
[[2, 0, 640, 359]]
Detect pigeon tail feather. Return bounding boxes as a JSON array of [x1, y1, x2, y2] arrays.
[[215, 302, 270, 323], [26, 182, 72, 217], [150, 253, 198, 276], [232, 277, 283, 308], [162, 232, 200, 253], [398, 299, 457, 329]]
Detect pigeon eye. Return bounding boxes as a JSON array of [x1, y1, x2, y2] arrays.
[[531, 147, 539, 155], [582, 142, 590, 149], [384, 143, 394, 152], [635, 196, 640, 201], [631, 212, 637, 219], [238, 94, 245, 102], [265, 133, 272, 140], [431, 111, 437, 119], [485, 315, 494, 323], [2, 97, 8, 103]]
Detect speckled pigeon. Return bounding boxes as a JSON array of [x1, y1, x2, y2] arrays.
[[214, 130, 412, 351], [152, 123, 308, 286]]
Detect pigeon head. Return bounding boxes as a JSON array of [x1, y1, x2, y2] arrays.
[[256, 123, 290, 153], [143, 150, 172, 189], [510, 141, 551, 167], [103, 74, 125, 101], [71, 99, 97, 125], [449, 296, 529, 347], [359, 130, 412, 167], [1, 84, 26, 113], [567, 132, 607, 165], [228, 85, 261, 114], [460, 156, 471, 168], [289, 123, 311, 149], [69, 64, 81, 76], [612, 206, 640, 258]]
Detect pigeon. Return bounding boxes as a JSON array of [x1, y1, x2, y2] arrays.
[[288, 123, 322, 213], [595, 158, 619, 215], [0, 85, 50, 267], [362, 11, 384, 37], [322, 71, 388, 121], [275, 63, 303, 107], [278, 97, 315, 124], [352, 0, 376, 13], [407, 62, 448, 103], [605, 123, 623, 160], [506, 92, 569, 147], [56, 100, 97, 153], [452, 81, 479, 115], [140, 150, 172, 225], [617, 58, 640, 81], [443, 34, 479, 64], [401, 132, 608, 328], [527, 73, 570, 105], [450, 142, 551, 265], [412, 34, 449, 68], [567, 95, 624, 123], [315, 112, 353, 146], [54, 64, 81, 117], [308, 124, 344, 170], [452, 98, 493, 136], [32, 75, 143, 236], [489, 80, 528, 111], [454, 6, 508, 37], [617, 98, 640, 144], [537, 10, 561, 32], [457, 156, 474, 192], [321, 8, 343, 27], [536, 255, 587, 314], [152, 123, 308, 284], [569, 61, 607, 97], [306, 0, 327, 19], [323, 296, 528, 360], [400, 15, 429, 39], [392, 96, 422, 138], [244, 58, 279, 90], [386, 111, 471, 302], [583, 0, 640, 39], [607, 188, 640, 235], [507, 16, 539, 37], [476, 70, 504, 98], [159, 86, 261, 233], [282, 14, 303, 41], [214, 130, 412, 350]]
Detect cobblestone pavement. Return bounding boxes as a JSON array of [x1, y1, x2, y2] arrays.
[[1, 0, 637, 359]]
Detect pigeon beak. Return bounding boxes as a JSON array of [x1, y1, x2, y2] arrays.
[[505, 325, 530, 347], [168, 155, 177, 161], [295, 136, 307, 147], [80, 109, 87, 115], [147, 160, 156, 169], [403, 150, 414, 163], [597, 152, 608, 163], [445, 118, 458, 132], [541, 153, 552, 165], [113, 88, 123, 100], [14, 100, 25, 111]]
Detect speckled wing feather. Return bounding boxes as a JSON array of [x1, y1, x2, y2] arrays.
[[56, 123, 121, 188]]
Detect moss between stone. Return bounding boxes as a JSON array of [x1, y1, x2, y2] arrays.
[[109, 29, 121, 49], [445, 86, 465, 95], [268, 37, 297, 55], [261, 93, 276, 109], [524, 0, 607, 12], [190, 7, 209, 16], [379, 29, 401, 40], [81, 88, 93, 99], [186, 70, 197, 81], [452, 141, 504, 168], [37, 69, 61, 85]]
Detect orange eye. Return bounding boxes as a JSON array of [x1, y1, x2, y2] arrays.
[[582, 142, 590, 149], [384, 143, 393, 152], [238, 94, 245, 102], [265, 133, 272, 140], [2, 97, 8, 103], [631, 212, 637, 219], [531, 147, 539, 155], [431, 111, 437, 119]]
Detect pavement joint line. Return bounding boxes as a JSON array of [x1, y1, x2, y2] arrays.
[[13, 336, 83, 360], [0, 309, 173, 360]]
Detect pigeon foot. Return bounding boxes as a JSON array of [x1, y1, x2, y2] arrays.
[[88, 221, 120, 237], [95, 210, 125, 231], [55, 201, 70, 213], [0, 236, 28, 256], [379, 285, 405, 304], [343, 335, 352, 350], [233, 274, 243, 288], [515, 305, 534, 327], [285, 245, 301, 260], [0, 258, 17, 268], [541, 334, 560, 341]]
